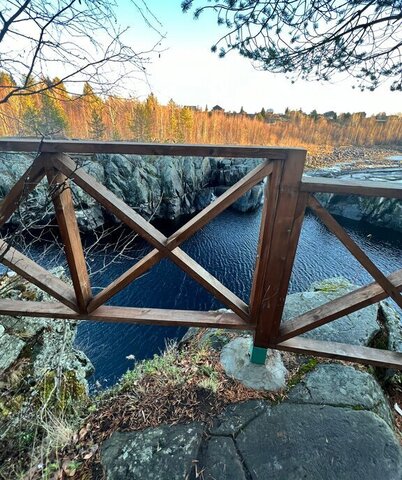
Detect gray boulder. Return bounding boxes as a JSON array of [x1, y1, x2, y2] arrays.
[[0, 332, 25, 374], [287, 363, 393, 426]]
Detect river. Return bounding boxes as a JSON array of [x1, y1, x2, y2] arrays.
[[59, 207, 400, 388]]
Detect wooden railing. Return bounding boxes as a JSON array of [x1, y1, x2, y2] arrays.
[[0, 138, 401, 370]]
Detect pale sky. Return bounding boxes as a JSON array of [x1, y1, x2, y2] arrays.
[[119, 1, 401, 115]]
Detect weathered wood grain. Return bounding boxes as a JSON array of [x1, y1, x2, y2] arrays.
[[0, 240, 78, 311], [251, 150, 307, 347], [0, 138, 307, 160]]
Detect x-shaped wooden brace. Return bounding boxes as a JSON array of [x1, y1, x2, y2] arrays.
[[50, 153, 273, 321]]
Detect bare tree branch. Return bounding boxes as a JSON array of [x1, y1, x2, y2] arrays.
[[0, 0, 165, 103]]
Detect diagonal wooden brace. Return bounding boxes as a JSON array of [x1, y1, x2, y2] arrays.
[[308, 195, 402, 310], [277, 268, 402, 342], [0, 154, 46, 228]]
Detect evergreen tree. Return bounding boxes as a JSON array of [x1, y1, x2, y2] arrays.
[[21, 99, 41, 135], [39, 90, 68, 136], [89, 108, 106, 139], [179, 107, 194, 142]]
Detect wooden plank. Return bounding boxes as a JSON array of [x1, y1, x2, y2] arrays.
[[0, 240, 78, 311], [308, 195, 402, 309], [88, 160, 273, 311], [0, 299, 254, 330], [301, 176, 402, 199], [273, 336, 402, 370], [0, 155, 45, 228], [53, 154, 250, 320], [251, 150, 307, 347], [0, 138, 306, 160], [277, 269, 402, 342], [46, 163, 92, 312]]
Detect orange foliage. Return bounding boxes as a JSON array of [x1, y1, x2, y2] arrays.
[[0, 81, 401, 149]]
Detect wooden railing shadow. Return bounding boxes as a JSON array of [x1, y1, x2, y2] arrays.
[[0, 138, 401, 369]]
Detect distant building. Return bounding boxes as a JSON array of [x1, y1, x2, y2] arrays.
[[212, 105, 224, 112], [183, 105, 201, 111]]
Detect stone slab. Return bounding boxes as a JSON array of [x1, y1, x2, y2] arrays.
[[210, 400, 268, 436], [101, 423, 203, 480], [237, 403, 402, 480]]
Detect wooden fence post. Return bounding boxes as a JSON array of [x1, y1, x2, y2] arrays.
[[249, 150, 307, 363]]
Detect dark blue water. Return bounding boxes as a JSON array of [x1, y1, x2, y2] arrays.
[[73, 209, 401, 388], [9, 209, 402, 387]]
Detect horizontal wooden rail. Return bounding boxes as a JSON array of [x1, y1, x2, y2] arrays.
[[274, 336, 402, 369], [302, 176, 402, 199], [0, 138, 306, 160], [0, 299, 253, 330], [277, 269, 402, 342]]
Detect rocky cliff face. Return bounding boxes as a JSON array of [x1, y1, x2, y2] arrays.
[[0, 153, 264, 231], [310, 168, 402, 233]]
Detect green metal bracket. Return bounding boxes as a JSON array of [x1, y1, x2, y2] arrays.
[[249, 345, 268, 365]]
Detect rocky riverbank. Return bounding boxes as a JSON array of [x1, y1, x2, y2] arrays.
[[308, 167, 402, 233], [0, 271, 93, 478], [306, 145, 402, 170], [0, 153, 263, 232], [1, 145, 401, 233]]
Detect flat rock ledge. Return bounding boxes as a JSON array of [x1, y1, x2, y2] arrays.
[[101, 365, 402, 480]]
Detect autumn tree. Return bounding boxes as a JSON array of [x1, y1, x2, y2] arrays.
[[182, 0, 402, 90], [0, 1, 163, 104]]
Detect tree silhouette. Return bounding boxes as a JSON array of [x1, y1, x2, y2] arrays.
[[182, 0, 402, 91]]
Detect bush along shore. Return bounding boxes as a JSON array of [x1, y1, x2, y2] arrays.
[[0, 275, 401, 479]]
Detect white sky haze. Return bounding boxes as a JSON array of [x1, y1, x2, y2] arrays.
[[124, 1, 402, 115]]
